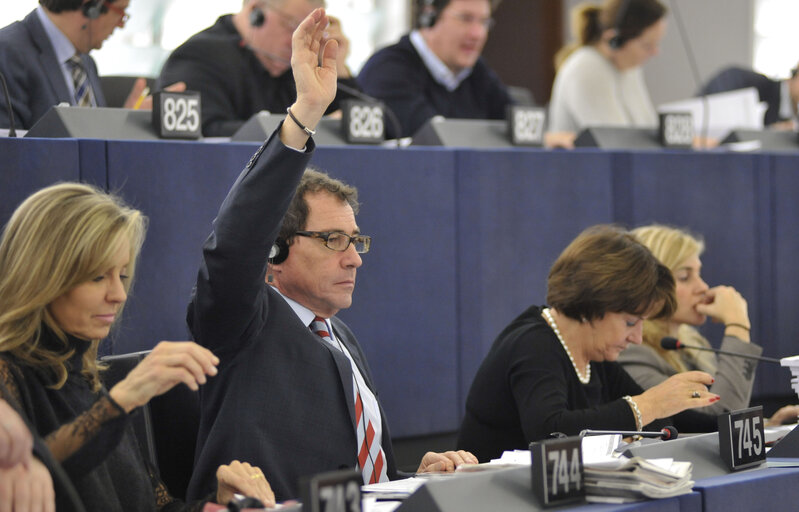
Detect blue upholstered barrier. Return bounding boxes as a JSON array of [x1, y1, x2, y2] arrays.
[[2, 137, 798, 438]]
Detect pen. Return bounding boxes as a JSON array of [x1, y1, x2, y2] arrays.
[[132, 86, 150, 110]]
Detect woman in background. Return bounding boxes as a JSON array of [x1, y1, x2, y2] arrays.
[[457, 225, 717, 462], [619, 224, 799, 427], [548, 0, 667, 133]]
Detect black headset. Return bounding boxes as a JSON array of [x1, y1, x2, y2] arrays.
[[81, 0, 106, 19], [268, 237, 289, 265], [608, 0, 633, 49], [250, 6, 266, 27], [418, 0, 444, 29]]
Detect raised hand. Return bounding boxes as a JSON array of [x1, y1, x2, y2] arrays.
[[109, 341, 219, 413]]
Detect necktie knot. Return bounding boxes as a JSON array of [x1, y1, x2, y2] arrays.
[[310, 316, 331, 341]]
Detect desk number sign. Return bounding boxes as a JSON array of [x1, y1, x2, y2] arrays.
[[718, 405, 766, 471], [658, 112, 694, 148], [152, 90, 202, 140], [341, 100, 384, 144], [508, 106, 547, 146], [300, 469, 362, 512], [530, 436, 585, 507]]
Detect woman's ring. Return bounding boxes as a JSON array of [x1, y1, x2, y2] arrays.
[[691, 391, 701, 399], [251, 473, 264, 479]]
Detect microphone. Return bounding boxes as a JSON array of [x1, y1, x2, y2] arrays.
[[0, 71, 17, 137], [660, 336, 782, 363], [580, 426, 678, 441]]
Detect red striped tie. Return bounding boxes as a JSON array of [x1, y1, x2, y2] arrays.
[[310, 316, 386, 484]]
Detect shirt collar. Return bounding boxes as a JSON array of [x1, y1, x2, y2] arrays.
[[36, 6, 80, 64], [271, 286, 326, 331], [409, 30, 473, 92]]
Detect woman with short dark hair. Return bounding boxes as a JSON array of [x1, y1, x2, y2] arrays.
[[457, 225, 716, 462]]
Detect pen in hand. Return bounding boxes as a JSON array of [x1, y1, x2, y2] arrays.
[[132, 86, 150, 110]]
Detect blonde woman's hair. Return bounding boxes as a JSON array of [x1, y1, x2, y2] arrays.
[[0, 183, 146, 391], [632, 224, 704, 372]]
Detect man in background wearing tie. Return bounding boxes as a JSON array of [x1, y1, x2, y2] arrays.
[[357, 0, 513, 138], [157, 0, 359, 137], [186, 8, 475, 502], [0, 0, 127, 129]]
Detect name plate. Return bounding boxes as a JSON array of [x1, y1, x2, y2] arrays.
[[300, 468, 362, 512], [152, 90, 202, 139], [507, 106, 547, 146], [341, 100, 384, 144], [658, 112, 693, 148], [530, 436, 585, 507], [718, 406, 766, 471]]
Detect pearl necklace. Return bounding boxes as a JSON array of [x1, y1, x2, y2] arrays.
[[542, 308, 591, 385]]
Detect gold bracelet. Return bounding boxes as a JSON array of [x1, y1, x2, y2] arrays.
[[725, 322, 750, 332], [286, 107, 316, 136], [622, 395, 643, 431]]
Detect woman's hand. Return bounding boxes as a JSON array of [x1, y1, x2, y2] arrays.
[[696, 286, 750, 341], [634, 371, 718, 425], [416, 450, 478, 473], [109, 341, 219, 413], [0, 401, 32, 469], [766, 404, 799, 426], [0, 457, 54, 512], [215, 460, 275, 508]]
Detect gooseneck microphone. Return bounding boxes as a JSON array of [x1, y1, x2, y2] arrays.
[[580, 426, 678, 441], [660, 336, 782, 363], [0, 71, 17, 137], [335, 82, 403, 143]]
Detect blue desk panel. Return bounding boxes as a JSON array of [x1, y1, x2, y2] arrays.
[[693, 465, 799, 510], [455, 148, 615, 407]]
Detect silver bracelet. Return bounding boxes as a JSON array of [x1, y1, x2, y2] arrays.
[[622, 395, 643, 431], [286, 107, 316, 136]]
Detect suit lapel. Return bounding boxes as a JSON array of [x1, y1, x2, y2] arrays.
[[25, 11, 73, 104]]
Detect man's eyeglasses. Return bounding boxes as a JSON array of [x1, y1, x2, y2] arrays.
[[294, 231, 371, 253], [445, 12, 495, 30], [260, 1, 301, 32], [104, 1, 129, 23]]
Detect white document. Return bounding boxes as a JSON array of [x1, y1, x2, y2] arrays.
[[658, 87, 766, 139]]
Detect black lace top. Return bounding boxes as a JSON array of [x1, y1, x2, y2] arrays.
[[0, 326, 205, 512]]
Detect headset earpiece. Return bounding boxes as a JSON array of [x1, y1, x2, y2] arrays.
[[418, 0, 440, 29], [250, 6, 266, 27], [608, 0, 633, 49], [82, 0, 105, 20], [268, 238, 289, 265]]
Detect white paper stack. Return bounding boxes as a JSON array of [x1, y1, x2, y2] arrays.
[[780, 355, 799, 399], [583, 456, 694, 503]]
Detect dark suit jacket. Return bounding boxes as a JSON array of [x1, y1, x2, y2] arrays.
[[157, 15, 359, 137], [699, 66, 783, 126], [185, 126, 398, 502], [0, 9, 106, 130]]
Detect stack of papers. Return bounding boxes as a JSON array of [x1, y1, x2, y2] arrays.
[[780, 356, 799, 399], [584, 456, 694, 503]]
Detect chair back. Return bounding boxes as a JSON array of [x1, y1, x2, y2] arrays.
[[101, 350, 200, 501]]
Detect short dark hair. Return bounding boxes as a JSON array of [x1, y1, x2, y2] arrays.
[[415, 0, 501, 29], [278, 168, 360, 243], [546, 225, 676, 322], [40, 0, 118, 14]]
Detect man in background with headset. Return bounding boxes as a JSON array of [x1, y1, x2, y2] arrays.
[[357, 0, 513, 138], [0, 0, 127, 130], [157, 0, 359, 137]]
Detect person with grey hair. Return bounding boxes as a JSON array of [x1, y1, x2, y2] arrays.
[[157, 0, 359, 136]]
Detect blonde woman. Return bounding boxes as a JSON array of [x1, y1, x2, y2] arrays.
[[619, 224, 799, 428]]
